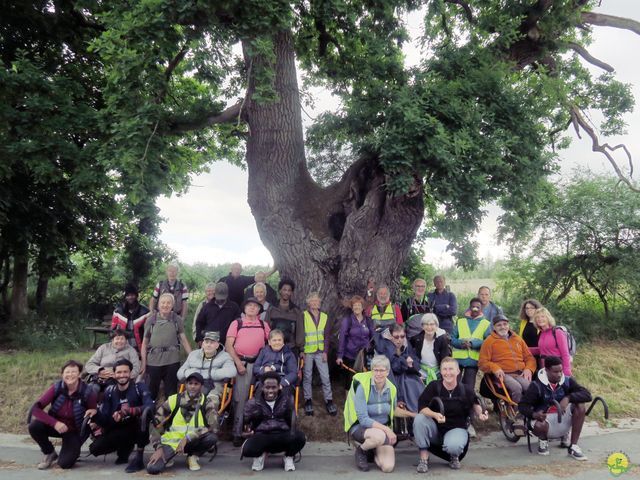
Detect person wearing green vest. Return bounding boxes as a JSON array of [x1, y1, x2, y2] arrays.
[[367, 285, 404, 331], [344, 355, 415, 472], [301, 292, 337, 416], [146, 373, 217, 474]]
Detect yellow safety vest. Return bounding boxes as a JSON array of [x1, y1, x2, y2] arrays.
[[160, 393, 206, 449], [344, 371, 397, 432], [304, 311, 327, 353], [370, 304, 396, 328], [452, 318, 490, 361]]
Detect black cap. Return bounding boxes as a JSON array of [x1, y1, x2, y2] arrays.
[[124, 283, 139, 296], [185, 372, 204, 384]]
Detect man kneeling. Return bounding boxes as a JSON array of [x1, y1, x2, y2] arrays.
[[242, 371, 306, 472], [147, 373, 217, 474], [519, 355, 591, 460]]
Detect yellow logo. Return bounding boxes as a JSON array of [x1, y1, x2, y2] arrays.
[[607, 452, 630, 477]]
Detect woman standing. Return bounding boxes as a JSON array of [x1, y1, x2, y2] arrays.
[[534, 307, 572, 376], [29, 360, 98, 470], [410, 313, 450, 384], [518, 299, 543, 356], [337, 295, 375, 388], [140, 292, 192, 399]]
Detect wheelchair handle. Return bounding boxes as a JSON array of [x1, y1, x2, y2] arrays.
[[429, 396, 445, 414], [26, 403, 36, 425], [550, 400, 563, 423], [140, 406, 153, 432], [80, 415, 92, 439], [586, 396, 609, 419]]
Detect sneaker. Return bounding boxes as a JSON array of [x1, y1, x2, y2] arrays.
[[559, 433, 571, 448], [538, 439, 550, 456], [37, 451, 58, 470], [568, 445, 588, 461], [283, 456, 295, 471], [187, 455, 201, 471], [417, 459, 429, 473], [355, 446, 369, 472], [467, 424, 477, 438], [125, 452, 145, 473], [326, 400, 338, 416], [165, 458, 175, 468], [252, 453, 266, 471], [304, 399, 314, 416], [449, 455, 461, 470]]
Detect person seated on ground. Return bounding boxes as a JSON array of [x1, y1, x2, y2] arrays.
[[192, 283, 215, 343], [177, 330, 237, 416], [337, 295, 375, 389], [518, 299, 543, 358], [367, 285, 404, 331], [254, 329, 297, 395], [264, 278, 304, 355], [226, 297, 271, 446], [194, 282, 240, 346], [427, 275, 457, 334], [252, 282, 271, 320], [519, 355, 591, 460], [89, 359, 154, 473], [84, 328, 141, 395], [410, 313, 450, 384], [478, 314, 536, 403], [244, 270, 278, 305], [413, 357, 489, 473], [111, 283, 150, 351], [147, 372, 217, 474], [477, 286, 503, 322], [28, 360, 98, 470], [149, 262, 189, 318], [375, 323, 424, 413], [534, 307, 572, 377], [242, 371, 307, 472], [401, 278, 431, 324], [219, 262, 256, 306], [344, 355, 415, 473], [301, 291, 337, 417]]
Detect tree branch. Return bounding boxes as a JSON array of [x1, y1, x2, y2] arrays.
[[167, 101, 243, 134], [581, 12, 640, 36], [565, 42, 614, 72], [445, 0, 475, 24], [165, 44, 189, 81], [570, 106, 639, 192]]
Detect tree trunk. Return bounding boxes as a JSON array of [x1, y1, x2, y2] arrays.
[[243, 31, 424, 324], [35, 274, 49, 312], [10, 245, 29, 319]]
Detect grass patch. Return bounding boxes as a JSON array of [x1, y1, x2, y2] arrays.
[[1, 341, 637, 438]]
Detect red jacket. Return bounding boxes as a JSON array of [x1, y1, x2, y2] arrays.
[[111, 302, 149, 350]]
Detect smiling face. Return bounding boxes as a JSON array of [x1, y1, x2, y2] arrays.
[[158, 295, 174, 315], [352, 301, 363, 316], [166, 265, 178, 281], [111, 334, 127, 350], [268, 333, 284, 352], [413, 280, 427, 297], [493, 319, 510, 336], [534, 312, 550, 330], [525, 303, 537, 320], [440, 359, 460, 384], [114, 364, 132, 386], [205, 286, 215, 301], [186, 378, 203, 397], [262, 378, 280, 401], [422, 319, 437, 336], [244, 301, 260, 317], [376, 287, 390, 305], [62, 365, 81, 388], [253, 286, 266, 303], [372, 366, 389, 387], [279, 284, 293, 301]]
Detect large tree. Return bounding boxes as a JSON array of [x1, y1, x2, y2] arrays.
[[87, 0, 638, 315]]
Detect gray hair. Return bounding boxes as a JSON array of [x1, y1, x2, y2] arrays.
[[158, 292, 175, 306], [421, 313, 439, 326], [205, 282, 216, 290], [253, 282, 267, 294], [167, 261, 180, 271], [370, 355, 390, 371]]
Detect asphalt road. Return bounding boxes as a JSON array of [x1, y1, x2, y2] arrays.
[[0, 421, 638, 479]]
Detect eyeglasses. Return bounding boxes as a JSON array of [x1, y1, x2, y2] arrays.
[[392, 335, 406, 339]]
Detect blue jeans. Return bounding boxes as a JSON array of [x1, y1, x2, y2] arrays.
[[413, 414, 468, 458]]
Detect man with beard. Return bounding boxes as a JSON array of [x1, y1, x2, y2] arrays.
[[88, 359, 154, 473], [147, 372, 218, 474], [367, 285, 404, 331], [111, 284, 150, 351], [264, 278, 304, 355]]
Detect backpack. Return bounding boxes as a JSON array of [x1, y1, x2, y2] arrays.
[[146, 312, 181, 345], [237, 317, 268, 343], [552, 326, 577, 361]]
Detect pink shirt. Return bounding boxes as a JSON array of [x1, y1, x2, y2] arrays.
[[538, 328, 572, 376], [227, 317, 270, 358]]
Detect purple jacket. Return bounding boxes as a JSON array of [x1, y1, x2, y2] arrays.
[[338, 313, 375, 361]]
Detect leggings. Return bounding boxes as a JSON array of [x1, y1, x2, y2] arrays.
[[89, 422, 149, 458], [28, 420, 82, 469]]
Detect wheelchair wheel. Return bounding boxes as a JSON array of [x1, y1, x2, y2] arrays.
[[499, 412, 521, 443]]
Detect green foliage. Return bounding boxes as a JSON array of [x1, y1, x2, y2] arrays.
[[399, 246, 435, 298]]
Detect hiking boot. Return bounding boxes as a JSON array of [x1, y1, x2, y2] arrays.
[[538, 439, 550, 455], [559, 433, 571, 448], [187, 455, 201, 471], [467, 424, 477, 438], [252, 453, 266, 471], [417, 459, 429, 473], [125, 451, 145, 473], [283, 456, 295, 471], [355, 446, 369, 471], [304, 399, 314, 416], [449, 455, 461, 469], [37, 451, 58, 470], [326, 400, 338, 416], [568, 444, 588, 461]]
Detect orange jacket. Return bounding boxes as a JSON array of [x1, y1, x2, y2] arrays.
[[479, 330, 536, 374]]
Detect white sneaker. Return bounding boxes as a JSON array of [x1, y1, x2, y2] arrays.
[[284, 456, 295, 471], [187, 455, 201, 471], [252, 453, 266, 471], [568, 444, 588, 461]]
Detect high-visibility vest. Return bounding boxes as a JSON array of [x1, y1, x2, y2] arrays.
[[344, 371, 397, 432], [370, 304, 396, 329], [303, 311, 327, 353], [160, 393, 206, 449], [452, 318, 490, 361]]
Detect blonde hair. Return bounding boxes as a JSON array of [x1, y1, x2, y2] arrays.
[[533, 307, 556, 327], [158, 292, 175, 306]]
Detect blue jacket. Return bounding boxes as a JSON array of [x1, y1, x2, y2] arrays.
[[451, 315, 491, 367], [254, 345, 298, 387], [426, 290, 457, 333], [519, 368, 592, 418], [95, 381, 154, 429]]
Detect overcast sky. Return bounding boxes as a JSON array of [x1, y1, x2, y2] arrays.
[[157, 1, 640, 268]]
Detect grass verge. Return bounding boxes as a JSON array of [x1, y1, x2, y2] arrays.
[[0, 341, 637, 438]]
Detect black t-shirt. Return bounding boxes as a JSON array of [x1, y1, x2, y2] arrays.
[[418, 381, 476, 433], [521, 321, 539, 349]]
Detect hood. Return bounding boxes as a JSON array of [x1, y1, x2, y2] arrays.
[[536, 367, 565, 387]]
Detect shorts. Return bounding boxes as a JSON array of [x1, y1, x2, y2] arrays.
[[530, 406, 572, 439]]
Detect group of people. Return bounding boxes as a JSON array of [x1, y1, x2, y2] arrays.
[[28, 263, 592, 474]]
